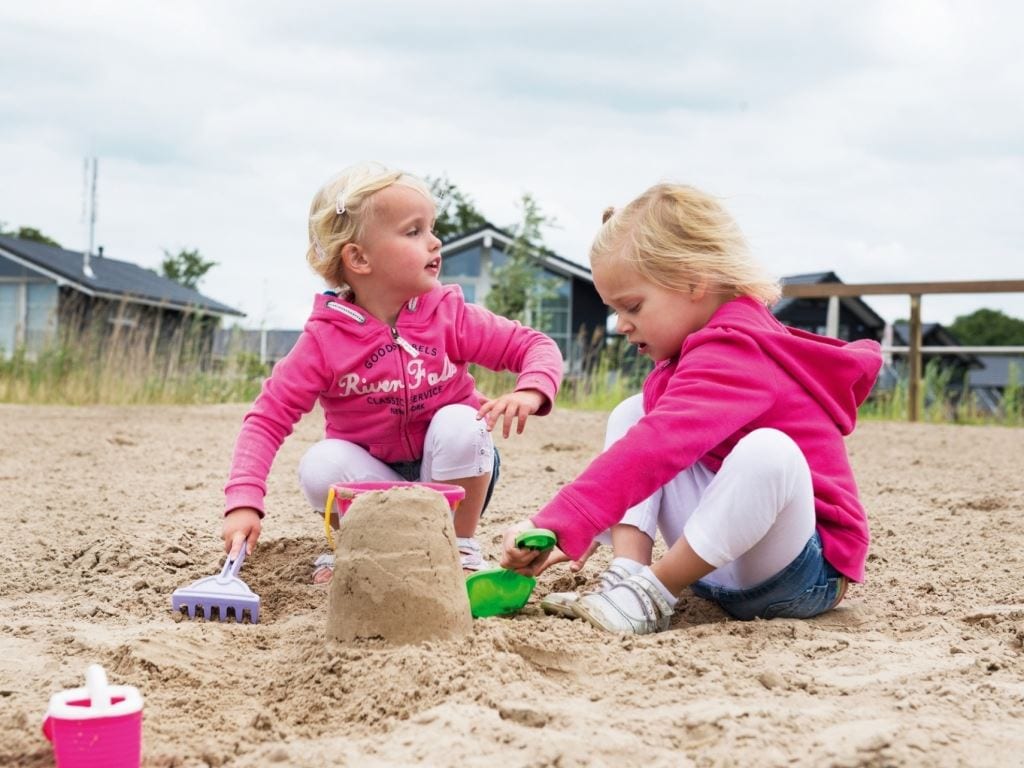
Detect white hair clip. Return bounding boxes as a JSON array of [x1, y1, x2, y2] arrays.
[[336, 194, 347, 215]]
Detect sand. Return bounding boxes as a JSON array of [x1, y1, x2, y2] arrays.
[[326, 486, 471, 645], [1, 403, 1022, 767]]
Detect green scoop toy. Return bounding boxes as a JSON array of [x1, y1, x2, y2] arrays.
[[465, 528, 557, 618]]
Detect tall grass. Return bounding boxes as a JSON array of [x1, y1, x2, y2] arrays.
[[472, 332, 652, 411], [4, 317, 1022, 427], [860, 359, 1023, 426], [0, 312, 267, 405]]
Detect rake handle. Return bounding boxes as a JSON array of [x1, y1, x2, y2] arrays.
[[218, 543, 248, 583]]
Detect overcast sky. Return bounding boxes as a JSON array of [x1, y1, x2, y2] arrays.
[[2, 1, 1021, 329]]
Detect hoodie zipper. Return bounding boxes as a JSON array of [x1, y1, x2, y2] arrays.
[[391, 325, 420, 457], [391, 327, 420, 358]]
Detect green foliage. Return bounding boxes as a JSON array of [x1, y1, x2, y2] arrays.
[[860, 358, 1023, 426], [0, 221, 62, 247], [428, 175, 487, 241], [949, 308, 1024, 345], [161, 248, 217, 290], [1004, 362, 1022, 422], [485, 194, 558, 323]]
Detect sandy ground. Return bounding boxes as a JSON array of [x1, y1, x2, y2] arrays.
[[1, 404, 1023, 767]]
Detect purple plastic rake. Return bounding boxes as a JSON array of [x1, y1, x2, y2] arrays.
[[171, 545, 260, 623]]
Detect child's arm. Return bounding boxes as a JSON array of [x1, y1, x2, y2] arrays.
[[223, 332, 332, 540], [453, 301, 563, 422], [476, 388, 546, 438]]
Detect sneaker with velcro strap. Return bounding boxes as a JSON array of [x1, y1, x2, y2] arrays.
[[539, 563, 633, 618], [571, 572, 674, 634]]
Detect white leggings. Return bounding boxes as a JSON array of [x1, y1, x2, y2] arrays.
[[297, 404, 495, 513], [602, 394, 816, 591]]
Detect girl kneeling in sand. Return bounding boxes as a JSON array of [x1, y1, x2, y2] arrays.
[[222, 162, 562, 580], [500, 182, 882, 634]]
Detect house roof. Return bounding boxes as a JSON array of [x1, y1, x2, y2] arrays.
[[442, 221, 593, 282], [891, 321, 981, 367], [968, 355, 1024, 388], [776, 272, 886, 329], [0, 234, 244, 317]]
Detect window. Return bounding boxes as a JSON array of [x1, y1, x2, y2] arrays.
[[0, 284, 17, 358], [441, 246, 481, 278], [532, 272, 571, 358], [26, 283, 58, 353], [0, 281, 59, 359]]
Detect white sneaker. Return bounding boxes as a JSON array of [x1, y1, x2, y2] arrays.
[[572, 573, 674, 635], [540, 563, 633, 618], [456, 537, 492, 572]]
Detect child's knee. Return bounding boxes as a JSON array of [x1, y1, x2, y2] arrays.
[[425, 405, 493, 476], [297, 439, 364, 508], [605, 394, 644, 443], [726, 428, 809, 489]]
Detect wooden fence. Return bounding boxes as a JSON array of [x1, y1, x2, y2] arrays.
[[780, 279, 1024, 421]]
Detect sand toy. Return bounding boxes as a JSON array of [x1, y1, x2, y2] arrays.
[[170, 544, 260, 623], [42, 663, 144, 768], [465, 528, 556, 618]]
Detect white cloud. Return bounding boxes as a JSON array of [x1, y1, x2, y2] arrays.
[[1, 0, 1021, 327]]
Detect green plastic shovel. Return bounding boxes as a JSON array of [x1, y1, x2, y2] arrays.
[[465, 528, 556, 618]]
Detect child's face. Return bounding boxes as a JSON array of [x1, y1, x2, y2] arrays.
[[593, 257, 721, 362], [356, 185, 442, 300]]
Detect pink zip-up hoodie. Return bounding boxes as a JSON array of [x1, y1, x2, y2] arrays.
[[531, 296, 882, 582], [225, 284, 563, 516]]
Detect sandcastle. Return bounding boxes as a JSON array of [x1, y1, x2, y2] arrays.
[[326, 486, 473, 644]]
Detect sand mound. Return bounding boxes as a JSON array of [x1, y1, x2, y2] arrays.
[[4, 405, 1024, 766], [326, 486, 472, 645]]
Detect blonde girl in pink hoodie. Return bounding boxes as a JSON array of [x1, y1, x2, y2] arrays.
[[222, 162, 563, 581]]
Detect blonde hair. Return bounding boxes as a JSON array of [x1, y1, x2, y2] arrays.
[[591, 183, 781, 305], [306, 161, 434, 288]]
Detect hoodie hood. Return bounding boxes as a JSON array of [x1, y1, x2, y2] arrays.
[[306, 285, 455, 333], [702, 297, 882, 435]]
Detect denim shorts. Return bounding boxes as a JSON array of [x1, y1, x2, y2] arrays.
[[387, 446, 501, 513], [689, 531, 847, 621]]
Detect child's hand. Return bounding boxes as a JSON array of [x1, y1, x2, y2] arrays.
[[548, 540, 600, 575], [222, 507, 262, 559], [476, 388, 547, 438], [500, 520, 544, 575]]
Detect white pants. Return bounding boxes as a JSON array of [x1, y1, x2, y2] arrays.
[[601, 394, 816, 590], [298, 404, 495, 512]]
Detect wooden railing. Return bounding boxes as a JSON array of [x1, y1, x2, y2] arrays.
[[780, 279, 1024, 421]]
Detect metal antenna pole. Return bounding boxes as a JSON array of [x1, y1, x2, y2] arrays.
[[88, 157, 98, 255]]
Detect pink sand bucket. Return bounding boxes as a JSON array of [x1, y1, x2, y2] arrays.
[[42, 664, 143, 768], [323, 481, 466, 548]]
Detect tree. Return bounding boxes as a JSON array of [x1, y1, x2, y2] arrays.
[[485, 193, 558, 324], [0, 221, 61, 247], [427, 175, 487, 241], [949, 308, 1024, 346], [161, 248, 217, 290]]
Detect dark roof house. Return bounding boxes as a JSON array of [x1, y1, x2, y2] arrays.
[[440, 222, 608, 368], [776, 272, 886, 342], [0, 234, 242, 360]]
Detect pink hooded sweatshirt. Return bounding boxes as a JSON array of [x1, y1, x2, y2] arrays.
[[531, 296, 882, 582], [225, 284, 563, 516]]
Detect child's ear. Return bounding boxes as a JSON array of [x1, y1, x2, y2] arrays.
[[690, 280, 709, 301], [342, 243, 371, 275]]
